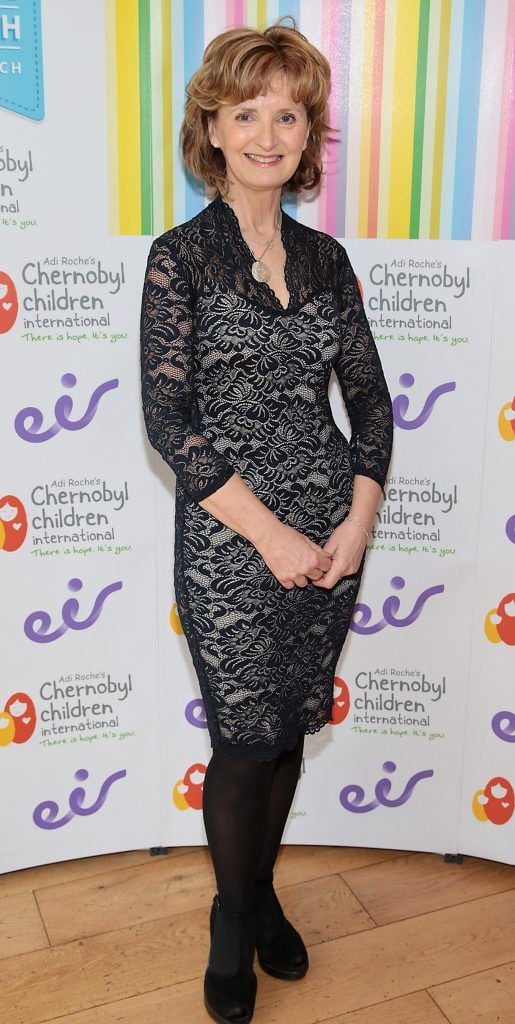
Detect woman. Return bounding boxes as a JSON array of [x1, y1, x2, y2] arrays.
[[140, 20, 393, 1024]]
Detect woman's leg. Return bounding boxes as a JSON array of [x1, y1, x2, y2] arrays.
[[202, 735, 305, 983], [202, 748, 278, 1021], [250, 732, 308, 977], [254, 732, 305, 885], [202, 746, 277, 916]]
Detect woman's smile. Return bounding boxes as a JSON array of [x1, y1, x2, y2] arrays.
[[244, 153, 284, 166]]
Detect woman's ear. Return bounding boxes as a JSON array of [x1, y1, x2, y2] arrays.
[[208, 115, 219, 149]]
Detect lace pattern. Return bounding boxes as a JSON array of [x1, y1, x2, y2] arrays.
[[140, 195, 393, 759]]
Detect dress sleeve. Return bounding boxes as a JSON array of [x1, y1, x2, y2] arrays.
[[333, 245, 394, 493], [140, 234, 237, 502]]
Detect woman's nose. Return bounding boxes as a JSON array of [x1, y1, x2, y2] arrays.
[[255, 119, 279, 150]]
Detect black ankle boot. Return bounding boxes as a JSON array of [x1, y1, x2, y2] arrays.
[[204, 893, 258, 1024], [255, 880, 309, 981]]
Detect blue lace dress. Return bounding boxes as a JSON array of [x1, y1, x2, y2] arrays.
[[140, 194, 393, 760]]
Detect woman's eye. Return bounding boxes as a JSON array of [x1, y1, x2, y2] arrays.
[[234, 112, 297, 124]]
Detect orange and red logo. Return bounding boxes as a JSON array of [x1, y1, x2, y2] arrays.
[[472, 776, 514, 825], [498, 397, 515, 441], [172, 762, 206, 810], [330, 676, 351, 725], [484, 593, 515, 645], [0, 495, 27, 552], [0, 272, 18, 334], [0, 691, 37, 746], [169, 601, 183, 635]]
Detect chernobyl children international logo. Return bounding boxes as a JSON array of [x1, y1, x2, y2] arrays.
[[0, 2, 44, 120]]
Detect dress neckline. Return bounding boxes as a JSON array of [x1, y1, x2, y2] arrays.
[[212, 194, 292, 313]]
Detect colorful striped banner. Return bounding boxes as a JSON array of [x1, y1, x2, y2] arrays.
[[105, 0, 515, 238]]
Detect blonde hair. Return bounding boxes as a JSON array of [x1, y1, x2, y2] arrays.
[[180, 18, 333, 197]]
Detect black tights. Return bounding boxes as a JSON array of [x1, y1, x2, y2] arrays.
[[202, 733, 305, 915]]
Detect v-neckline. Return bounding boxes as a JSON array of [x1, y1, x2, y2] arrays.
[[215, 195, 292, 312]]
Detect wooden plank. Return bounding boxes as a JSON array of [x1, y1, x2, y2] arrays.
[[0, 844, 402, 901], [35, 846, 398, 946], [0, 847, 197, 898], [429, 961, 515, 1023], [36, 848, 213, 945], [324, 990, 449, 1023], [272, 845, 409, 885], [1, 904, 208, 1024], [2, 887, 515, 1024], [277, 874, 375, 945], [32, 985, 449, 1024], [342, 852, 515, 925], [0, 892, 48, 959], [19, 977, 202, 1024], [249, 890, 515, 1023]]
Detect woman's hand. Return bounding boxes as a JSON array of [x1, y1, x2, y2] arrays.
[[311, 519, 368, 589], [255, 522, 333, 590]]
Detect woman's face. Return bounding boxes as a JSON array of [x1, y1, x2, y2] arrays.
[[208, 73, 310, 195]]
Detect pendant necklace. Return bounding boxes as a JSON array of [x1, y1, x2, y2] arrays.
[[243, 214, 282, 284]]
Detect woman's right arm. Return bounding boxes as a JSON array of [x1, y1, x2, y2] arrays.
[[140, 235, 277, 543], [140, 234, 238, 502], [140, 233, 331, 586]]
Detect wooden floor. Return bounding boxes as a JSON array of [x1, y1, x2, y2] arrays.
[[1, 843, 515, 1024]]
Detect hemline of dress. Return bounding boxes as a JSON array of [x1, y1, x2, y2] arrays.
[[207, 708, 334, 762]]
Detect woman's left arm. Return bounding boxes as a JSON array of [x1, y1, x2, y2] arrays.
[[313, 245, 394, 588]]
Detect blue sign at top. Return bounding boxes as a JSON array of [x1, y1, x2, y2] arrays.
[[0, 1, 44, 120]]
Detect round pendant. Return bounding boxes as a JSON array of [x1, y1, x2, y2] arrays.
[[251, 259, 271, 284]]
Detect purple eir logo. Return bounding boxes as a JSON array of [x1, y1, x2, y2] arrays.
[[24, 577, 122, 643], [185, 698, 208, 728], [33, 768, 127, 830], [491, 711, 515, 744], [14, 373, 119, 442], [340, 760, 434, 813], [350, 576, 445, 635], [506, 516, 515, 544], [392, 373, 456, 430]]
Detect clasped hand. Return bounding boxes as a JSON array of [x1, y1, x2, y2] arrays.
[[257, 519, 368, 591]]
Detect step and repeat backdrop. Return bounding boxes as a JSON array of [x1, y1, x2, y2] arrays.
[[1, 0, 514, 873]]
